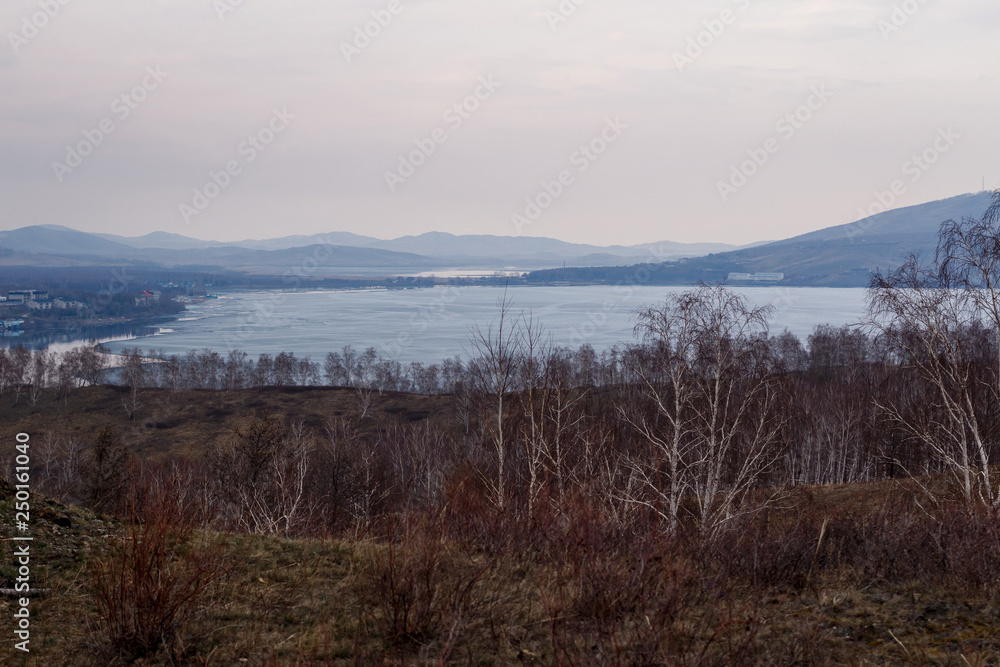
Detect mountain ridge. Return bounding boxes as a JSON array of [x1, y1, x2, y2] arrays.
[[3, 192, 992, 283], [0, 226, 746, 272], [526, 191, 996, 287]]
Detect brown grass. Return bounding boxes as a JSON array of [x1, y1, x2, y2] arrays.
[[5, 387, 1000, 664], [0, 386, 457, 461], [5, 498, 1000, 665]]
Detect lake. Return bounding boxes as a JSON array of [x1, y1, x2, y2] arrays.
[[80, 286, 869, 363]]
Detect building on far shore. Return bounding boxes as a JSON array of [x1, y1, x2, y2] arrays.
[[53, 298, 87, 310], [134, 290, 162, 307], [26, 298, 55, 311], [7, 290, 49, 302], [726, 272, 785, 282]]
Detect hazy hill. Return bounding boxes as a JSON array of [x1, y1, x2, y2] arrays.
[[0, 225, 136, 256], [528, 192, 996, 287], [0, 229, 442, 275], [361, 232, 738, 261], [769, 192, 991, 248], [0, 225, 742, 273], [94, 231, 230, 250], [231, 232, 381, 251], [715, 192, 994, 282], [6, 193, 988, 282]]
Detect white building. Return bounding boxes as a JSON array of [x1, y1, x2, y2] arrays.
[[727, 272, 784, 282]]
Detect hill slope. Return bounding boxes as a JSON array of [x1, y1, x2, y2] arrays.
[[529, 192, 996, 287]]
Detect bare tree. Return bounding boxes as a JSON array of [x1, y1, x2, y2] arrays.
[[517, 318, 587, 516], [6, 345, 30, 406], [342, 345, 359, 387], [80, 426, 132, 513], [466, 292, 524, 512], [868, 260, 998, 509], [618, 285, 783, 537], [209, 414, 313, 535], [518, 312, 551, 516], [28, 349, 54, 406], [76, 341, 108, 387], [119, 347, 146, 420], [224, 350, 251, 390], [864, 191, 1000, 510]]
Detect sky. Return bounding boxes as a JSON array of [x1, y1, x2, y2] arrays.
[[0, 0, 997, 247]]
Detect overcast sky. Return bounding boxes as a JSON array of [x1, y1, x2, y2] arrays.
[[1, 0, 997, 246]]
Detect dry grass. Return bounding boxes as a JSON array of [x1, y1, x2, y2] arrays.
[[0, 386, 456, 461], [4, 387, 1000, 664], [4, 481, 1000, 665]]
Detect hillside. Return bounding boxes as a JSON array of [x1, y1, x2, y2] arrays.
[[529, 192, 996, 287], [0, 230, 444, 275], [4, 385, 1000, 664]]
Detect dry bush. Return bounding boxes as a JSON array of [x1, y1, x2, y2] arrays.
[[209, 413, 315, 535], [87, 500, 228, 662], [703, 487, 1000, 597], [540, 534, 768, 664], [356, 517, 493, 649], [126, 460, 218, 531], [79, 425, 132, 514]]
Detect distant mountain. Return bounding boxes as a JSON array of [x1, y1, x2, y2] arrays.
[[768, 192, 991, 249], [1, 225, 135, 256], [231, 232, 381, 251], [0, 224, 745, 273], [222, 244, 439, 273], [5, 192, 991, 283], [716, 192, 994, 280], [360, 232, 728, 260], [528, 192, 996, 287], [210, 231, 742, 261], [94, 231, 229, 250]]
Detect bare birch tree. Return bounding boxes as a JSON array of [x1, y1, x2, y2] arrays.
[[209, 414, 313, 535], [467, 293, 523, 512], [618, 285, 783, 537]]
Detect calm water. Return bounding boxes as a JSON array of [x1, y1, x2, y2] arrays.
[[84, 286, 869, 363]]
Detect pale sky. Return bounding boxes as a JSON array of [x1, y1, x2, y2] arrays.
[[1, 0, 997, 246]]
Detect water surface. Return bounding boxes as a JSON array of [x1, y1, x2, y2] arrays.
[[85, 286, 869, 363]]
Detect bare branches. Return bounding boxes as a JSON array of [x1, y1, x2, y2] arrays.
[[868, 190, 1000, 511], [619, 285, 782, 538], [465, 292, 524, 512], [208, 414, 315, 535]]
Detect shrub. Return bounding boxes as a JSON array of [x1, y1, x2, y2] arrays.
[[88, 503, 228, 662]]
